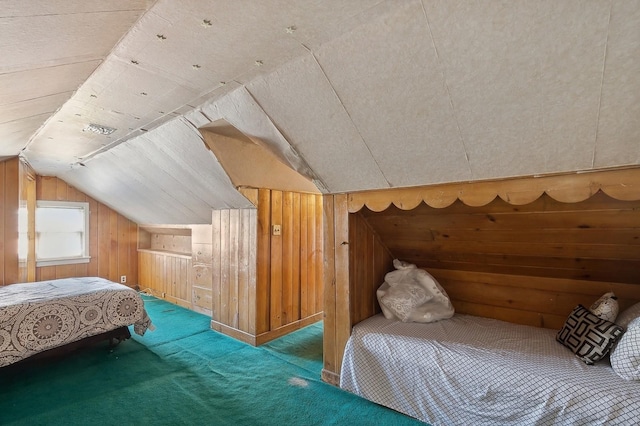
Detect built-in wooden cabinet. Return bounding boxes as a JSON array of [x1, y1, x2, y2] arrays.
[[191, 225, 213, 316], [137, 226, 193, 308]]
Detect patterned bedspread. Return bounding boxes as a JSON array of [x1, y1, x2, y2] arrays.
[[0, 277, 152, 367], [340, 314, 640, 425]]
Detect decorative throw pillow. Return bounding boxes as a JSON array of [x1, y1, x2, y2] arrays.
[[378, 282, 430, 322], [556, 305, 624, 365], [610, 317, 640, 381], [589, 292, 619, 322], [616, 302, 640, 330]]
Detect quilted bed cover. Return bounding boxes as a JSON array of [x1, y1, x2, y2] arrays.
[[340, 314, 639, 425], [0, 277, 152, 367]]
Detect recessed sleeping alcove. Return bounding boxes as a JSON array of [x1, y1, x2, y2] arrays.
[[322, 167, 640, 385]]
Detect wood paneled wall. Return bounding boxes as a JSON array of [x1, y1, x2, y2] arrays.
[[0, 158, 19, 285], [322, 194, 393, 385], [360, 192, 640, 285], [36, 176, 138, 285], [260, 189, 323, 332], [323, 169, 640, 385], [138, 250, 192, 307], [212, 208, 257, 334], [210, 189, 324, 345]]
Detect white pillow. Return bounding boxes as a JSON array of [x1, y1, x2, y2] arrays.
[[610, 317, 640, 381], [589, 292, 619, 322], [376, 259, 454, 323], [378, 282, 430, 322], [616, 302, 640, 330]]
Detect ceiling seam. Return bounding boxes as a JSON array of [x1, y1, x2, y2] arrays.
[[419, 0, 473, 180], [591, 0, 613, 169], [0, 59, 102, 76], [301, 45, 392, 188], [0, 91, 74, 107]]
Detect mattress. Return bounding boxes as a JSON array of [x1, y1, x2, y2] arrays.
[[0, 277, 152, 367], [340, 314, 639, 425]]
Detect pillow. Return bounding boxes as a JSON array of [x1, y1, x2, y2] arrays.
[[378, 282, 430, 322], [616, 302, 640, 330], [589, 292, 619, 322], [610, 317, 640, 380], [376, 259, 454, 323], [556, 305, 624, 365]]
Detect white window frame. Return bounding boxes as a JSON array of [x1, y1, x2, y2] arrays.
[[36, 200, 91, 267]]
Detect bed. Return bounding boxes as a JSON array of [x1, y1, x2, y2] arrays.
[[0, 277, 152, 367], [340, 313, 640, 425]]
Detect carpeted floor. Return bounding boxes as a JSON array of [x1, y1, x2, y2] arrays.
[[0, 295, 424, 425]]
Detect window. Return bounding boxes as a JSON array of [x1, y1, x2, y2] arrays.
[[36, 200, 90, 267]]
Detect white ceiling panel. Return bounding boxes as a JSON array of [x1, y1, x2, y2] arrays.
[[0, 10, 143, 73], [424, 0, 610, 179], [61, 117, 252, 224], [0, 61, 101, 106], [593, 0, 640, 167], [71, 57, 201, 123], [0, 115, 49, 156], [61, 156, 182, 225], [315, 0, 470, 188], [0, 92, 71, 125], [111, 0, 306, 90], [246, 53, 389, 192]]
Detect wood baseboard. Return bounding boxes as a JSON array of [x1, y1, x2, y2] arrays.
[[210, 312, 324, 346], [321, 369, 340, 386]]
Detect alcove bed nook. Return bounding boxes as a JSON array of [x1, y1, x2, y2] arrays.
[[322, 167, 640, 387]]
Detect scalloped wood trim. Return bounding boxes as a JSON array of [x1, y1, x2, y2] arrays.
[[347, 167, 640, 213]]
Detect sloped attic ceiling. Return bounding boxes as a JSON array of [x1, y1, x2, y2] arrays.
[[1, 1, 639, 225]]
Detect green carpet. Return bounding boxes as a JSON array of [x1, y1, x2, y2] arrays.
[[0, 295, 423, 425]]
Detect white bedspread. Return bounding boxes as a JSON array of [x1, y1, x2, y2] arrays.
[[1, 277, 151, 367], [340, 314, 640, 425]]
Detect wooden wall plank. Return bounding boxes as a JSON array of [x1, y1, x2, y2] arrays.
[[229, 209, 240, 328], [220, 209, 231, 326], [270, 190, 283, 329], [282, 191, 294, 324], [291, 192, 301, 322], [256, 189, 271, 334], [247, 209, 257, 335], [300, 194, 309, 318], [2, 159, 19, 284], [322, 194, 338, 382], [238, 209, 251, 332], [212, 209, 222, 323], [314, 194, 323, 314], [307, 193, 317, 315], [333, 194, 351, 376]]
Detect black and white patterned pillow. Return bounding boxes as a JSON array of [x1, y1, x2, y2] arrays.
[[556, 305, 624, 365]]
